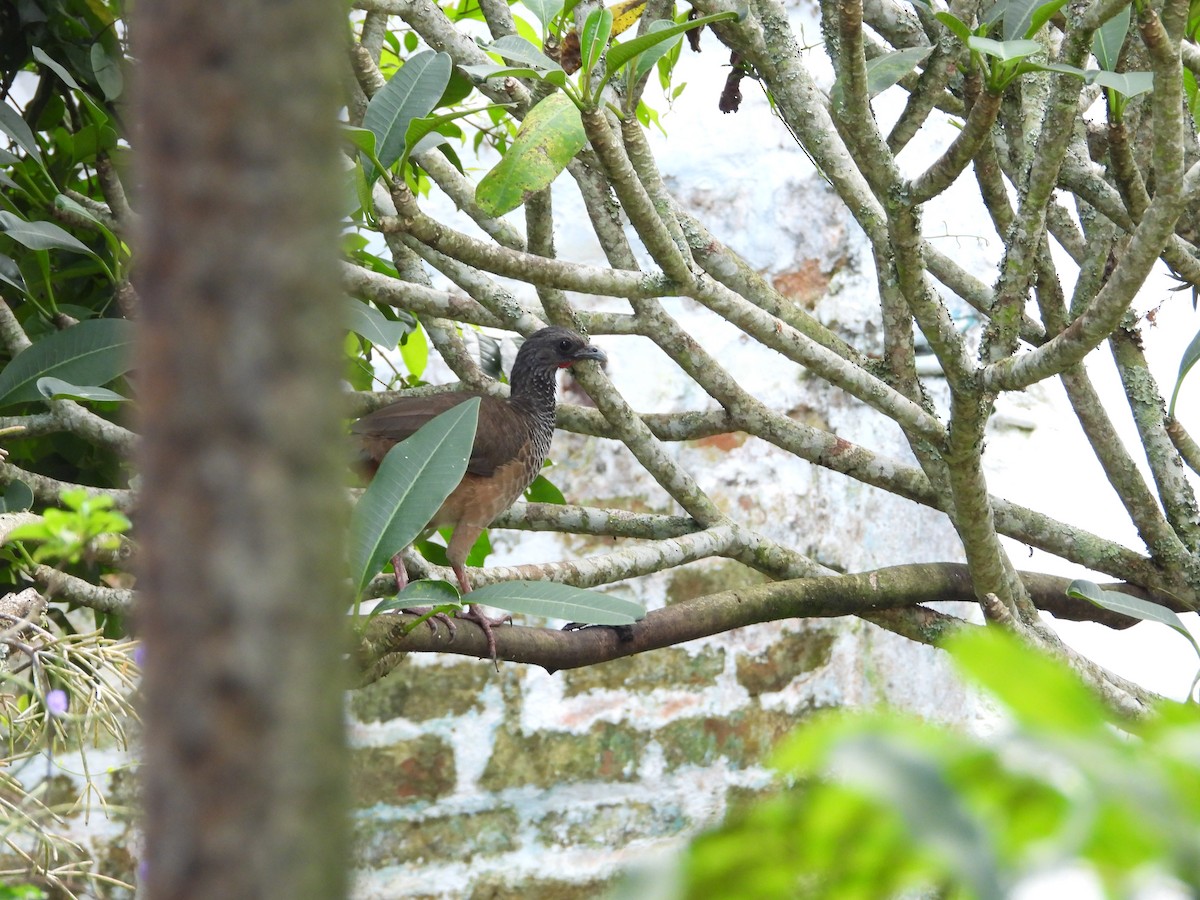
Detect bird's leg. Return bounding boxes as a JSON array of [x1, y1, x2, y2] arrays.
[[451, 566, 510, 668], [390, 550, 455, 640]]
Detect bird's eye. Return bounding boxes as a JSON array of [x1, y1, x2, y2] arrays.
[[558, 339, 573, 352]]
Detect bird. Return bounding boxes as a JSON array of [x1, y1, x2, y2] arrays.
[[351, 326, 607, 660]]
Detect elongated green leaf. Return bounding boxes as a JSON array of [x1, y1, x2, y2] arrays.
[[633, 21, 684, 82], [399, 323, 428, 379], [1001, 0, 1042, 40], [33, 47, 84, 91], [606, 9, 740, 77], [0, 103, 43, 164], [475, 92, 587, 217], [462, 63, 553, 83], [525, 474, 565, 504], [1026, 0, 1070, 36], [580, 7, 614, 77], [464, 579, 644, 623], [865, 46, 932, 96], [1092, 4, 1130, 71], [833, 735, 1006, 900], [1067, 579, 1200, 659], [935, 11, 972, 43], [522, 0, 566, 29], [363, 50, 453, 170], [0, 211, 95, 258], [488, 34, 565, 71], [1169, 324, 1200, 416], [400, 104, 512, 170], [967, 37, 1042, 62], [371, 579, 464, 616], [948, 626, 1110, 733], [36, 376, 128, 403], [345, 299, 411, 349], [0, 253, 25, 295], [1, 480, 34, 513], [1092, 69, 1153, 98], [348, 398, 480, 598], [90, 42, 123, 100], [0, 318, 134, 408]]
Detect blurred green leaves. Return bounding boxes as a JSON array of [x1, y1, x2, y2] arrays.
[[682, 628, 1200, 898]]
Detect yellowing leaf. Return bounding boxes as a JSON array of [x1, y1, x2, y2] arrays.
[[475, 93, 587, 217]]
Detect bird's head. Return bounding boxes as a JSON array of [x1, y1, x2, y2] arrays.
[[517, 326, 608, 371]]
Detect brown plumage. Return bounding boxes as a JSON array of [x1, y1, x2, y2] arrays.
[[352, 326, 606, 657]]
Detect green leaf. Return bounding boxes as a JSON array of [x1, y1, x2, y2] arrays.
[[1092, 4, 1130, 71], [935, 11, 972, 43], [475, 92, 587, 217], [372, 579, 464, 615], [1001, 0, 1045, 40], [967, 37, 1042, 62], [1170, 326, 1200, 416], [0, 212, 96, 258], [33, 47, 84, 91], [400, 104, 513, 170], [461, 63, 557, 83], [1067, 579, 1200, 660], [947, 627, 1110, 734], [1, 480, 34, 513], [1026, 0, 1070, 36], [864, 46, 932, 96], [90, 42, 123, 100], [605, 9, 741, 77], [36, 376, 128, 403], [0, 318, 135, 409], [487, 34, 565, 71], [579, 7, 614, 77], [0, 103, 44, 164], [346, 299, 411, 349], [1092, 69, 1153, 98], [525, 474, 565, 504], [832, 735, 1006, 900], [463, 579, 644, 623], [399, 323, 429, 379], [0, 253, 25, 295], [633, 21, 684, 83], [363, 50, 453, 170], [348, 398, 480, 598], [522, 0, 566, 29]]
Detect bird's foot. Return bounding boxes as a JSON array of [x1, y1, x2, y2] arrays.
[[458, 604, 512, 670], [402, 607, 457, 640]]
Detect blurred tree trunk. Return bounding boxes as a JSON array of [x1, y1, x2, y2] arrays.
[[132, 0, 349, 897]]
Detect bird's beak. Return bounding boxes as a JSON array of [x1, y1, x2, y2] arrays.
[[572, 343, 607, 365]]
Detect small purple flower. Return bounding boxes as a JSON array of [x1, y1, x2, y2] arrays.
[[45, 689, 69, 716]]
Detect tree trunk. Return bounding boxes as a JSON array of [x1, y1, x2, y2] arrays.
[[132, 0, 349, 896]]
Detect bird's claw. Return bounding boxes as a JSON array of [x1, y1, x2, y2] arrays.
[[458, 605, 512, 670], [400, 607, 457, 641]]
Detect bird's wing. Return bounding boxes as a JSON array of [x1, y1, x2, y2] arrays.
[[352, 392, 529, 477]]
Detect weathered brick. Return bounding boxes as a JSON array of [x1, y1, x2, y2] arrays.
[[354, 807, 520, 868], [482, 721, 647, 789], [350, 735, 455, 805], [666, 560, 769, 605], [562, 645, 724, 695], [658, 706, 801, 770], [468, 874, 611, 900], [536, 799, 688, 847], [736, 627, 835, 696], [350, 657, 492, 723]]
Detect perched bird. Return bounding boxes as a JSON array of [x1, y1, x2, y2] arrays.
[[352, 326, 607, 657]]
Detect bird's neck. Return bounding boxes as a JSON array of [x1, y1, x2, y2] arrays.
[[508, 361, 559, 426]]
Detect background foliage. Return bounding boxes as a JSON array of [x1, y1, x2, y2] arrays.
[[2, 0, 1200, 892]]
